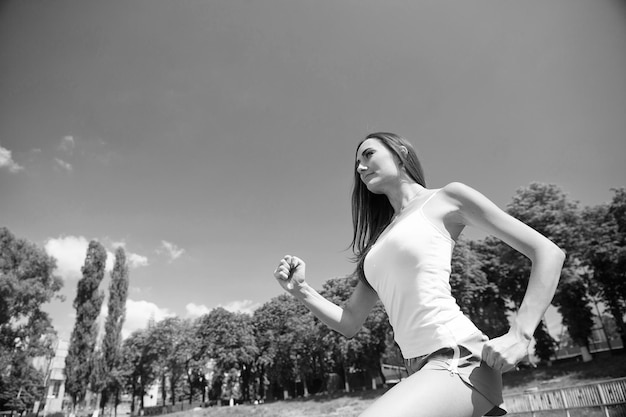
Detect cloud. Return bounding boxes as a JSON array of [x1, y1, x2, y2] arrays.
[[185, 302, 211, 318], [45, 236, 114, 280], [218, 300, 261, 315], [54, 158, 73, 172], [109, 240, 149, 268], [0, 145, 24, 173], [185, 300, 261, 319], [111, 241, 126, 249], [45, 236, 90, 280], [122, 299, 174, 339], [158, 240, 185, 262], [59, 136, 76, 154], [129, 286, 149, 296], [128, 253, 149, 268]]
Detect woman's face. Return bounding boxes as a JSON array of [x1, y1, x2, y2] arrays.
[[355, 138, 403, 193]]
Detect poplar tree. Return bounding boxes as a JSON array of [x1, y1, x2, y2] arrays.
[[65, 241, 107, 408], [100, 247, 129, 413]]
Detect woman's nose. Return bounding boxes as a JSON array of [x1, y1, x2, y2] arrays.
[[356, 162, 367, 173]]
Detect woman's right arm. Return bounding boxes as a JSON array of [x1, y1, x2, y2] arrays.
[[274, 255, 378, 338]]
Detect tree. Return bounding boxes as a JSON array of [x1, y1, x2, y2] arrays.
[[100, 247, 129, 413], [482, 183, 585, 361], [0, 354, 45, 414], [451, 239, 509, 338], [553, 267, 594, 355], [120, 329, 158, 413], [578, 188, 626, 346], [253, 294, 310, 399], [65, 240, 107, 408], [146, 317, 184, 406], [197, 308, 258, 403], [472, 237, 558, 363], [173, 319, 203, 405], [0, 227, 62, 412], [319, 275, 392, 392]]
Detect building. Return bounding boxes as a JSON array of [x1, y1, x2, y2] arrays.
[[32, 339, 69, 415]]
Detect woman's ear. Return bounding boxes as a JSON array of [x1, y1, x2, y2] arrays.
[[399, 146, 408, 156]]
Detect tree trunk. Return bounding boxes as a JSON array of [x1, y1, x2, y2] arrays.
[[608, 301, 626, 348], [161, 374, 166, 406], [302, 375, 309, 398], [170, 378, 176, 406], [130, 389, 135, 415], [580, 345, 593, 362], [139, 385, 145, 411]]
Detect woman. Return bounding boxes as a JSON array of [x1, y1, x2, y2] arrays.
[[273, 132, 564, 417]]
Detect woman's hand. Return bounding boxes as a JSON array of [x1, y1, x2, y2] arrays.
[[273, 255, 306, 292], [481, 329, 532, 373]]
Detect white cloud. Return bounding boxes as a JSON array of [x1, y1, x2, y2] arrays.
[[185, 300, 261, 319], [158, 240, 185, 262], [0, 145, 23, 173], [218, 300, 261, 315], [122, 299, 174, 339], [45, 236, 89, 280], [129, 286, 148, 295], [185, 302, 211, 318], [108, 240, 148, 268], [54, 158, 73, 172], [60, 136, 76, 154], [128, 253, 149, 268], [45, 236, 114, 280]]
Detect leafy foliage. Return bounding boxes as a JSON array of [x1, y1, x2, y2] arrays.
[[65, 240, 107, 407], [98, 247, 129, 410], [0, 227, 62, 412], [451, 239, 509, 338], [577, 188, 626, 345], [319, 275, 391, 386], [197, 308, 258, 402], [475, 183, 584, 360], [119, 329, 158, 412]]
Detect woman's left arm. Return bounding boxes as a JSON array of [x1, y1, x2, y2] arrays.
[[443, 182, 566, 373]]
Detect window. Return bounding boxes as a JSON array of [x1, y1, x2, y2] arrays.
[[52, 381, 61, 398]]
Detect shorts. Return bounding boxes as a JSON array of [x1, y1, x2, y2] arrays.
[[403, 331, 506, 416]]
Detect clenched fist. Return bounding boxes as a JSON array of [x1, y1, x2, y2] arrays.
[[481, 329, 532, 373], [273, 255, 306, 291]]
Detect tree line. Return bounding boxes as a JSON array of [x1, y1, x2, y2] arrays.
[[1, 182, 625, 414]]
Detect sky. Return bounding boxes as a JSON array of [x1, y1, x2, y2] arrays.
[[1, 0, 625, 342]]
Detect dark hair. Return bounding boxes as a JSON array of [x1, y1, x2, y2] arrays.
[[350, 132, 426, 283]]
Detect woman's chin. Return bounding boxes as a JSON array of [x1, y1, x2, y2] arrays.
[[365, 184, 385, 194]]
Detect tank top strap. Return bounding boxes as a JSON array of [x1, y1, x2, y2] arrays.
[[419, 188, 441, 211]]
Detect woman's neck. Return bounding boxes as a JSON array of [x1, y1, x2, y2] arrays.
[[386, 183, 427, 215]]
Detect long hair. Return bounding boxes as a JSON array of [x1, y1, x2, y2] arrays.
[[350, 132, 426, 283]]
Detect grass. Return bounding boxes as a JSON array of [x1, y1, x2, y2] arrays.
[[166, 350, 626, 417]]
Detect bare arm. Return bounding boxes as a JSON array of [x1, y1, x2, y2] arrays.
[[443, 182, 565, 371], [274, 255, 379, 338]]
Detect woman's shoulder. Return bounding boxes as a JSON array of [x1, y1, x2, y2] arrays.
[[438, 182, 489, 207], [439, 182, 477, 198]]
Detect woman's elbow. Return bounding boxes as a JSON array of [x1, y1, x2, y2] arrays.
[[551, 243, 566, 266], [340, 327, 357, 339], [542, 243, 566, 274], [339, 322, 362, 339], [534, 240, 565, 265]]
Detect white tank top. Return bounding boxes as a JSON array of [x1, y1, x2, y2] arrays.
[[363, 189, 480, 358]]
